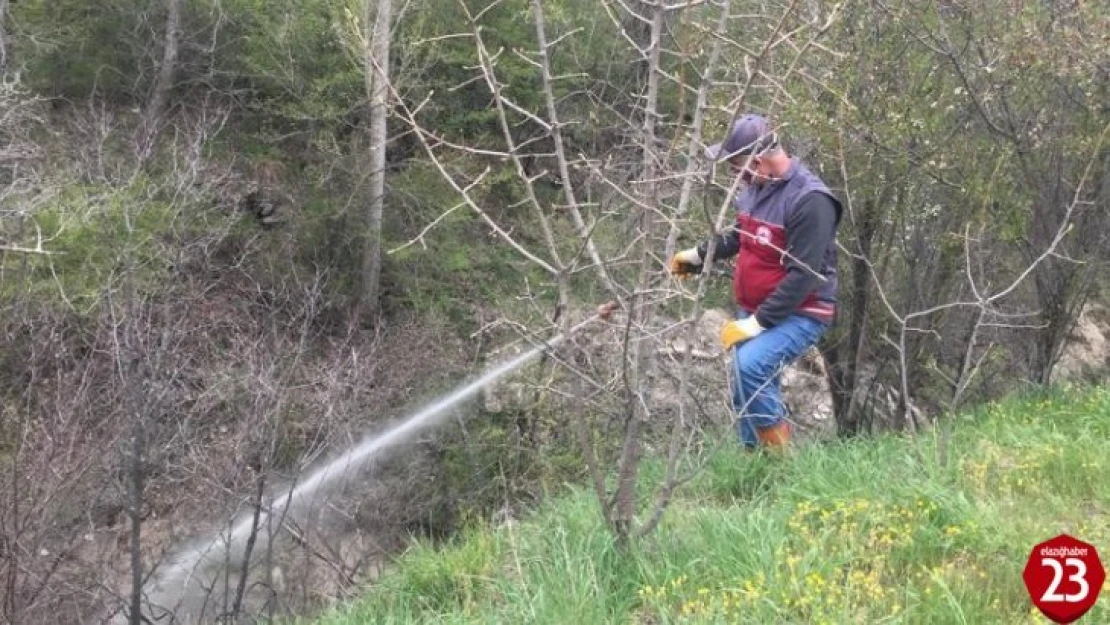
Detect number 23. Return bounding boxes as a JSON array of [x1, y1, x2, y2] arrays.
[[1041, 558, 1089, 603]]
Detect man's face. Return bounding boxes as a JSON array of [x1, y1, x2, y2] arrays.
[[728, 154, 765, 187]]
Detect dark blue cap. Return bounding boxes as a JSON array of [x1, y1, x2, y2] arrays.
[[706, 114, 779, 160]]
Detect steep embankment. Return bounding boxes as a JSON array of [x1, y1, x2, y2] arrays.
[[317, 386, 1110, 624]]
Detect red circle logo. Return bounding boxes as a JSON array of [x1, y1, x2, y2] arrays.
[[1023, 534, 1105, 623]]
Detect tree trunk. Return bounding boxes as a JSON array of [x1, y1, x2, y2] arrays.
[[1028, 173, 1077, 386], [137, 0, 182, 165], [358, 0, 392, 324], [610, 4, 664, 541], [831, 198, 876, 436], [127, 402, 145, 625], [0, 0, 9, 74]]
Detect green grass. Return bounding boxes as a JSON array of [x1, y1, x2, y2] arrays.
[[315, 386, 1110, 624]]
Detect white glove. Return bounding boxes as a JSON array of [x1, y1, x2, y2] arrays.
[[668, 247, 703, 278]]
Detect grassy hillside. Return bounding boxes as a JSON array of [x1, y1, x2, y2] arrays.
[[315, 386, 1110, 624]]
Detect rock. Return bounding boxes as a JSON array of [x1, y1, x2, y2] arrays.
[[1055, 303, 1110, 382], [89, 501, 124, 528], [696, 309, 733, 347], [780, 346, 836, 440]]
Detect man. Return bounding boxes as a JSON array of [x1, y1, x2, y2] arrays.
[[669, 114, 842, 449]]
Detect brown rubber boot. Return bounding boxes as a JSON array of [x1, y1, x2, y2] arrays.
[[756, 421, 792, 449]]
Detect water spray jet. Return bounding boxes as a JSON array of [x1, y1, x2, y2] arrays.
[[118, 303, 617, 623]]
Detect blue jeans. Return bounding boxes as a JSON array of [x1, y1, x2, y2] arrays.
[[729, 312, 828, 447]]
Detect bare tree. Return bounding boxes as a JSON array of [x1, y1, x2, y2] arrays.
[[390, 0, 842, 543], [357, 0, 394, 323], [0, 0, 9, 74], [813, 0, 1110, 435], [607, 0, 664, 540], [107, 294, 180, 625], [136, 0, 183, 165]]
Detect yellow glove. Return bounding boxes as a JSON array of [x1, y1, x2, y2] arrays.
[[720, 316, 765, 350], [668, 247, 703, 278]]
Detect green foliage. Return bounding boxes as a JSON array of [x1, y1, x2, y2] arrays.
[[217, 0, 364, 126], [398, 0, 542, 144], [399, 0, 636, 149], [387, 531, 506, 616], [437, 403, 593, 524], [318, 386, 1110, 624], [5, 179, 179, 310], [785, 0, 1108, 243], [380, 159, 556, 329], [8, 0, 151, 99]]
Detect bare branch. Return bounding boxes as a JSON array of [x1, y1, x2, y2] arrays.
[[391, 96, 559, 274], [530, 0, 621, 298]]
